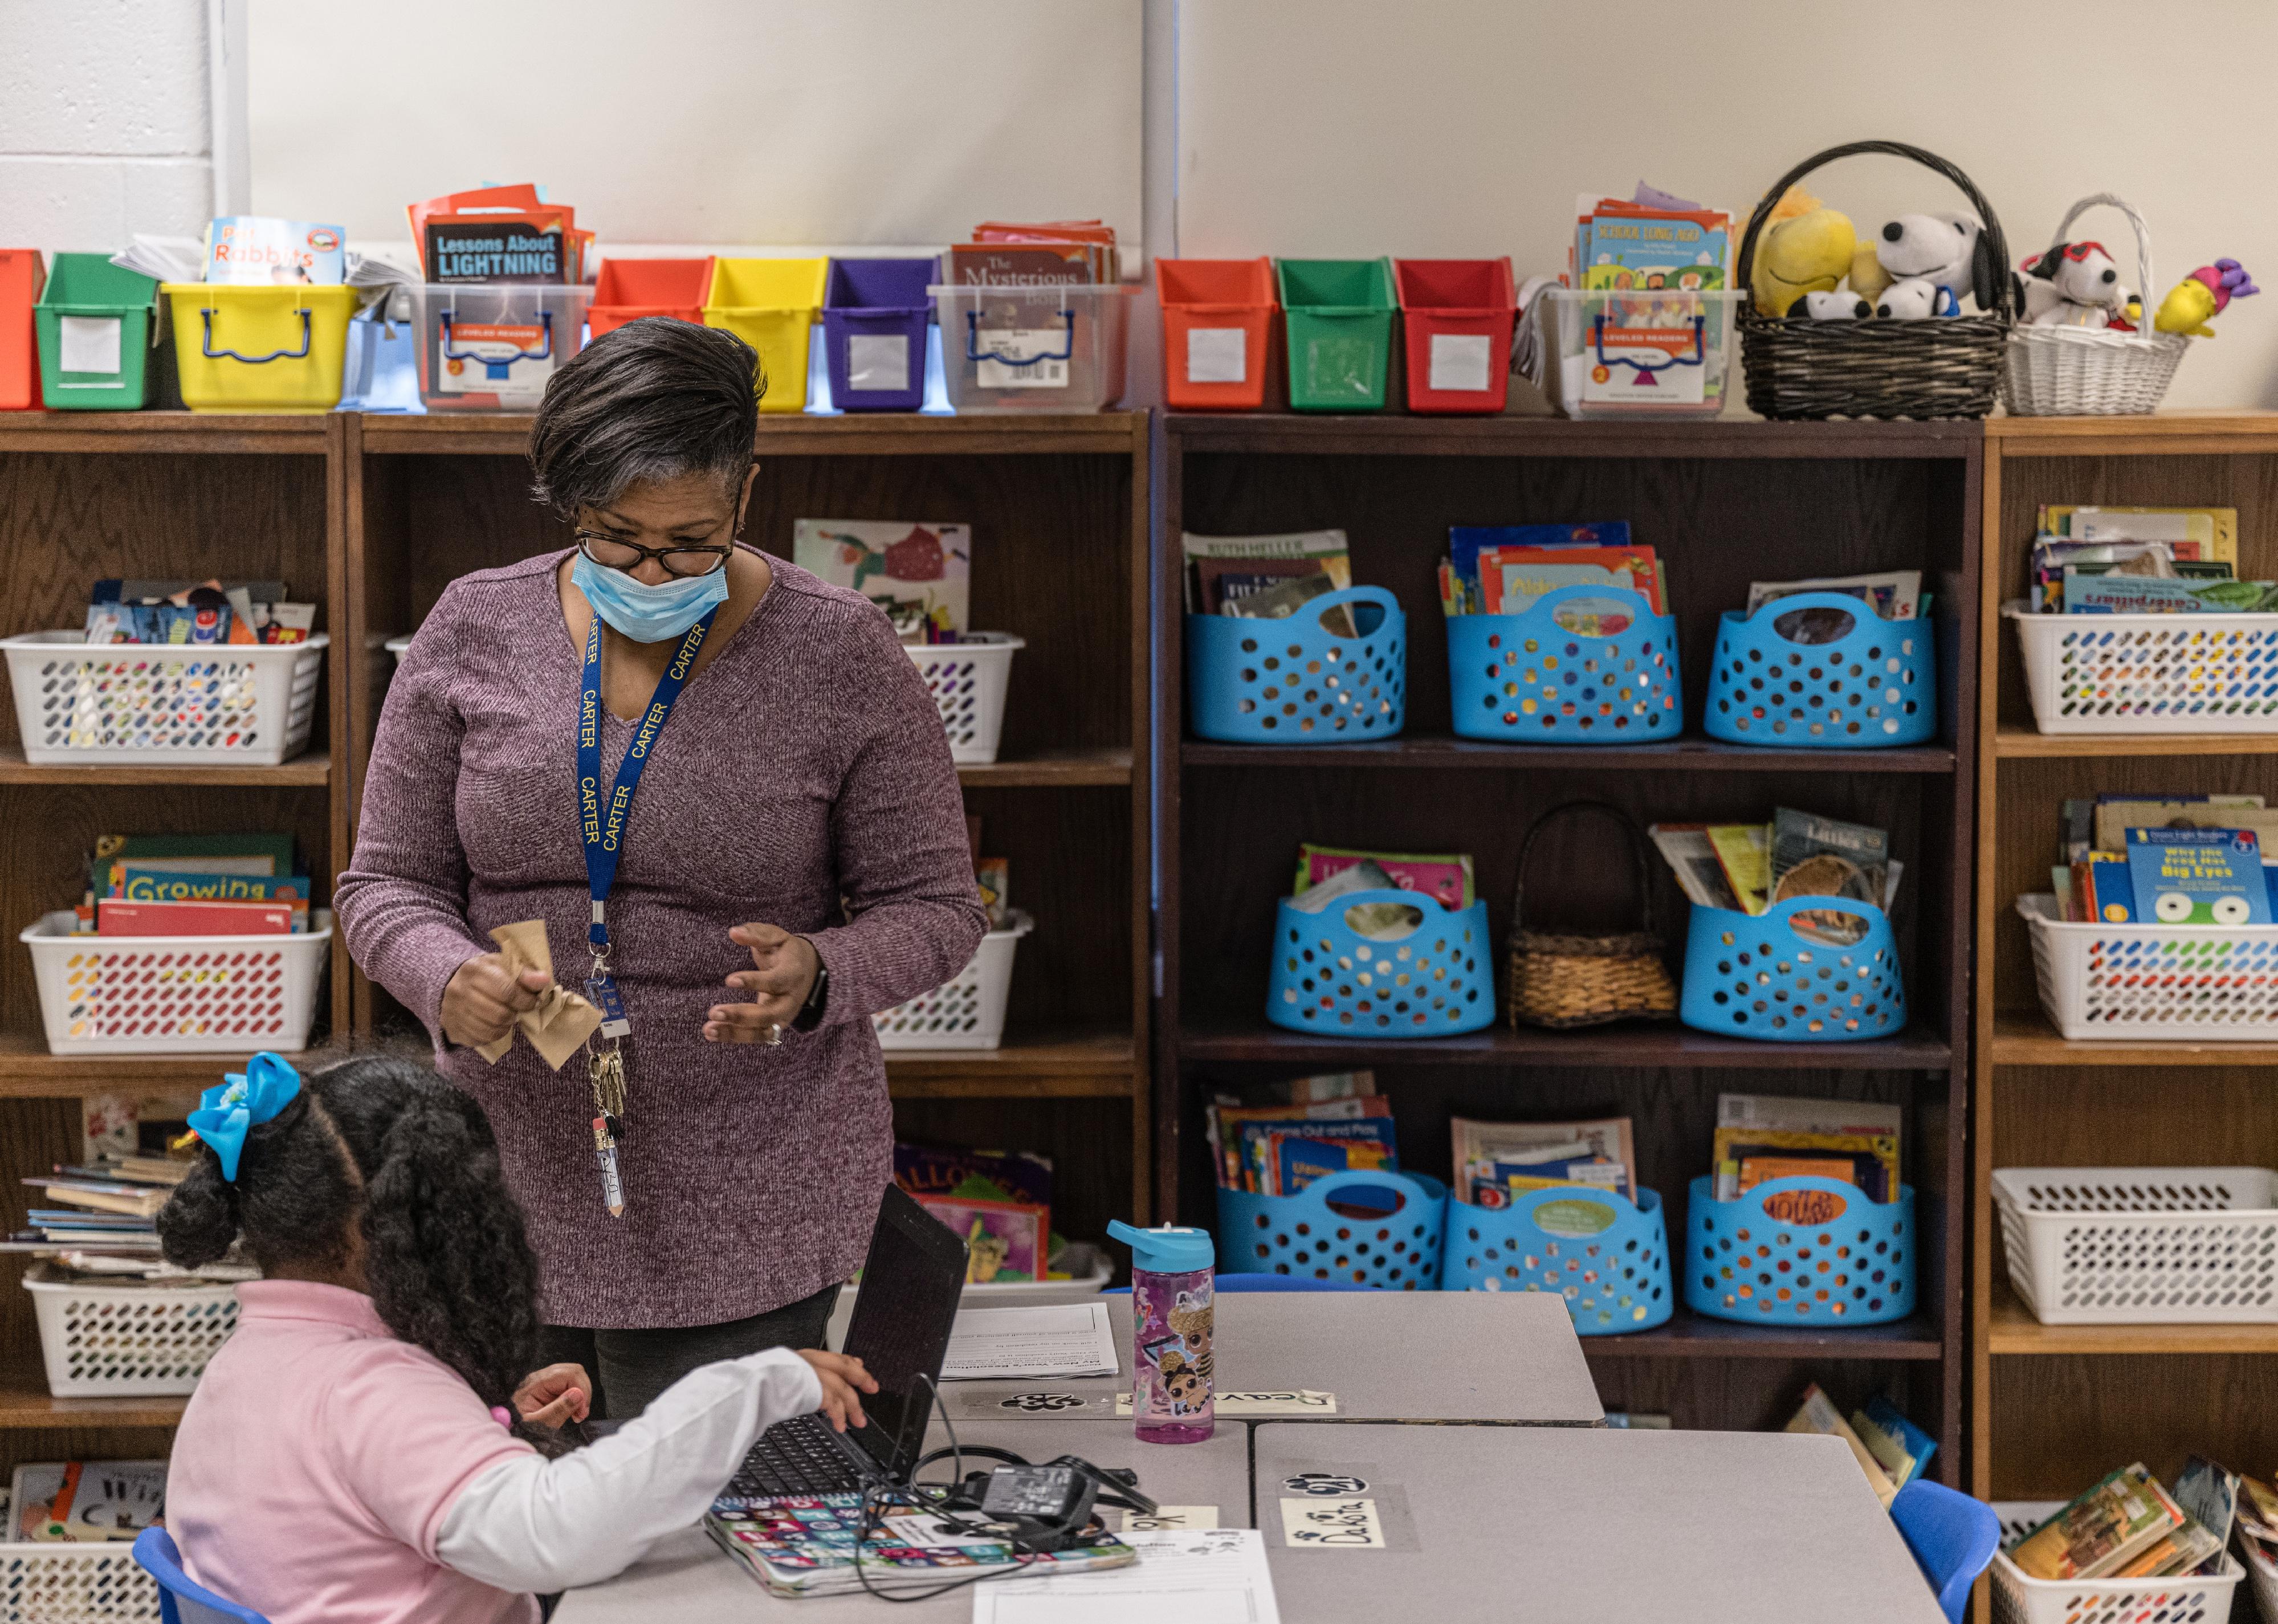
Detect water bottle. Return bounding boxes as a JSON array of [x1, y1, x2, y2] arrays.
[[1106, 1220, 1215, 1443]]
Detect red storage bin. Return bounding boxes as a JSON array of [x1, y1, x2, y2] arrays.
[[589, 257, 715, 339], [0, 251, 46, 411], [1158, 258, 1275, 410], [1395, 258, 1514, 414]]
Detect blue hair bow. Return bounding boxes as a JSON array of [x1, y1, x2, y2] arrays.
[[187, 1052, 301, 1182]]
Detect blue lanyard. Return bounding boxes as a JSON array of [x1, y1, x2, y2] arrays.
[[577, 607, 718, 956]]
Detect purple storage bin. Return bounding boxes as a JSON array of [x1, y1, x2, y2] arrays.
[[823, 257, 936, 411]]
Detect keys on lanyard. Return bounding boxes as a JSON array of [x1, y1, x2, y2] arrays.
[[574, 605, 716, 1219]]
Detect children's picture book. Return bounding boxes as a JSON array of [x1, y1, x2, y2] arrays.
[[2125, 826, 2268, 925], [1244, 1117, 1398, 1195], [1196, 554, 1351, 616], [13, 1461, 166, 1542], [1851, 1396, 1936, 1492], [2171, 1455, 2239, 1570], [95, 899, 295, 937], [893, 1144, 1050, 1211], [1444, 524, 1634, 617], [1267, 1132, 1396, 1195], [1480, 543, 1665, 630], [1207, 1096, 1391, 1193], [1180, 529, 1348, 613], [914, 1195, 1046, 1284], [1713, 1095, 1900, 1205], [2011, 1464, 2193, 1581], [1292, 843, 1473, 909], [204, 218, 344, 285], [1705, 825, 1771, 915], [2043, 505, 2238, 568], [1745, 569, 1924, 622], [792, 520, 971, 644], [1770, 806, 1891, 944], [707, 1494, 1133, 1596], [408, 183, 589, 285], [1784, 1386, 1896, 1508], [1648, 823, 1743, 911], [1575, 194, 1731, 291], [1450, 1116, 1635, 1205]]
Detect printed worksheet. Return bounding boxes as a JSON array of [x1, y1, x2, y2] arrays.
[[939, 1303, 1120, 1381], [970, 1528, 1279, 1624]]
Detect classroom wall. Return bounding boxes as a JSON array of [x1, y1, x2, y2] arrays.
[[1175, 0, 2278, 410], [0, 0, 219, 250]]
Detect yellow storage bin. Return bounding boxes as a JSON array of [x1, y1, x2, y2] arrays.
[[161, 284, 357, 413], [702, 258, 826, 412]]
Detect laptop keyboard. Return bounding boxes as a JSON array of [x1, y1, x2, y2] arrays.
[[728, 1414, 871, 1497]]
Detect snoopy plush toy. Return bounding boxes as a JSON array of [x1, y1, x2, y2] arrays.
[[2016, 241, 2127, 328], [1865, 212, 1996, 311]]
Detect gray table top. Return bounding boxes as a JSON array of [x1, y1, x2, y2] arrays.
[[939, 1290, 1604, 1425], [1252, 1422, 1946, 1624], [552, 1416, 1254, 1623]]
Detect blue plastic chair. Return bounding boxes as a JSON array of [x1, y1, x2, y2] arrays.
[[133, 1528, 272, 1624], [1105, 1275, 1371, 1295], [1889, 1479, 2001, 1624]]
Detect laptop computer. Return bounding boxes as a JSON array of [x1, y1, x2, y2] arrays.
[[726, 1184, 969, 1497]]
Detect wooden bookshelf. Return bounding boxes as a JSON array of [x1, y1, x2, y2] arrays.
[[1970, 416, 2278, 1567], [343, 410, 1156, 1242], [1156, 414, 1979, 1477]]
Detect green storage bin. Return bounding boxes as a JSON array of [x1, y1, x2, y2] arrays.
[[1275, 258, 1396, 412], [35, 255, 161, 410]]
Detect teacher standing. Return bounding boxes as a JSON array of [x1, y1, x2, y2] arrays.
[[335, 319, 987, 1420]]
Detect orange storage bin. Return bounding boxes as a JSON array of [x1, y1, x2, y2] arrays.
[[0, 251, 46, 410], [1158, 258, 1275, 410], [1395, 258, 1515, 414], [589, 258, 715, 340]]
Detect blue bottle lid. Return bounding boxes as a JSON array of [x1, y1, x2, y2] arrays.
[[1106, 1219, 1214, 1275]]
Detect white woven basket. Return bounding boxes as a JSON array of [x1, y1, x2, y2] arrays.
[[904, 634, 1022, 764], [1, 633, 327, 768], [1994, 1166, 2278, 1325], [0, 1543, 160, 1624], [2002, 194, 2191, 416], [2018, 893, 2278, 1041], [2005, 602, 2278, 734], [23, 1267, 241, 1397], [19, 909, 333, 1055], [1993, 1502, 2246, 1624], [873, 912, 1031, 1050]]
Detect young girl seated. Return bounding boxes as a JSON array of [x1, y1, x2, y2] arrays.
[[158, 1050, 875, 1624]]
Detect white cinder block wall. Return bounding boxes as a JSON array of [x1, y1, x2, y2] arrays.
[[0, 0, 214, 250]]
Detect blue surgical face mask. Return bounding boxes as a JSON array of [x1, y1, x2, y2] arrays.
[[571, 551, 730, 644]]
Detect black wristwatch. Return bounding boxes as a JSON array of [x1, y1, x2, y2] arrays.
[[792, 960, 830, 1032]]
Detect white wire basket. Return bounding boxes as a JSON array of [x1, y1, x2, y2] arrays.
[[1994, 1166, 2278, 1325], [2018, 893, 2278, 1040], [23, 1267, 241, 1397], [2002, 194, 2191, 416], [0, 1543, 160, 1624], [904, 634, 1022, 764], [873, 912, 1031, 1050], [19, 909, 333, 1055], [0, 633, 328, 767], [1992, 1502, 2246, 1624], [2005, 601, 2278, 734]]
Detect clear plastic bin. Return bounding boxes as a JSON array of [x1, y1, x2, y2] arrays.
[[413, 284, 595, 411], [1531, 287, 1742, 418], [930, 284, 1128, 413]]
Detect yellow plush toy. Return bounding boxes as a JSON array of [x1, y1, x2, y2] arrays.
[[1751, 185, 1859, 317], [1849, 242, 1892, 303]]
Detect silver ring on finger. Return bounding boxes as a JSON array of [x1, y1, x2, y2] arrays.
[[763, 1023, 784, 1047]]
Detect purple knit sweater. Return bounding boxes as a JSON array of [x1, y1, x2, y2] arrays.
[[335, 549, 987, 1329]]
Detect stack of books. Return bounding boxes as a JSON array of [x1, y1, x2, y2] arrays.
[[78, 833, 310, 937], [948, 218, 1119, 287], [1205, 1072, 1393, 1198], [2054, 794, 2278, 925], [893, 1144, 1059, 1286], [408, 183, 593, 285], [2022, 505, 2269, 614], [7, 1156, 207, 1278], [2008, 1460, 2231, 1582], [1182, 528, 1359, 634], [1571, 183, 1731, 291], [1710, 1093, 1901, 1206], [1649, 806, 1901, 941], [1436, 522, 1663, 627], [11, 1460, 167, 1543], [1449, 1114, 1634, 1207], [1784, 1384, 1935, 1508], [84, 576, 316, 646], [1744, 568, 1928, 625]]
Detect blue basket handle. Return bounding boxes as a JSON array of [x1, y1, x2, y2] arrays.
[[1588, 310, 1705, 373], [1495, 582, 1661, 624], [1303, 585, 1401, 636], [1734, 590, 1907, 636], [1757, 895, 1886, 935], [438, 310, 553, 368], [1497, 1183, 1648, 1235], [1288, 886, 1461, 944], [1300, 1168, 1441, 1217], [199, 305, 311, 364], [963, 309, 1074, 367]]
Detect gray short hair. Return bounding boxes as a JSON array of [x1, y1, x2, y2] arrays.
[[528, 317, 763, 519]]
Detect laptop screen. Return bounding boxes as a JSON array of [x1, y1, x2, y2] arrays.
[[841, 1185, 970, 1479]]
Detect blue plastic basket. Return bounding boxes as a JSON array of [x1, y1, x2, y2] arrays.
[[1439, 1186, 1673, 1334], [1218, 1169, 1448, 1289], [1703, 592, 1935, 747], [1446, 586, 1682, 742], [1268, 889, 1494, 1037], [1187, 586, 1405, 743], [1685, 1175, 1916, 1326], [1680, 896, 1905, 1042]]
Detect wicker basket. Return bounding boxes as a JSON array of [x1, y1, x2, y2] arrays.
[[1738, 140, 2013, 420], [1506, 801, 1677, 1029], [2003, 193, 2190, 415]]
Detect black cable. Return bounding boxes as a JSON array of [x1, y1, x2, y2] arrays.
[[851, 1372, 1045, 1604]]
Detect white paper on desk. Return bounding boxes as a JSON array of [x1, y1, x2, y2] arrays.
[[940, 1302, 1119, 1381], [971, 1528, 1279, 1624]]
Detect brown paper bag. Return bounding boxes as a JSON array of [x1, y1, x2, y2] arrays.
[[475, 919, 603, 1071]]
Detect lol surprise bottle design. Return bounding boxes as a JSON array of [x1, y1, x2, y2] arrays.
[[1106, 1220, 1215, 1443]]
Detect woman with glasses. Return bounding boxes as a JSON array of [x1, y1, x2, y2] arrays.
[[335, 319, 987, 1421]]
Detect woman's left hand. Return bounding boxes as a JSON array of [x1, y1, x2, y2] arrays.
[[514, 1362, 594, 1429], [707, 923, 820, 1043]]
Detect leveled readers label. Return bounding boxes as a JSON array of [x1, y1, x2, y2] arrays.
[[1582, 316, 1707, 405], [1280, 1496, 1385, 1548], [1115, 1390, 1337, 1417], [437, 321, 554, 398]]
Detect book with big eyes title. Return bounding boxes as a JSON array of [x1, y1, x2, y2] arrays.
[[791, 520, 970, 644]]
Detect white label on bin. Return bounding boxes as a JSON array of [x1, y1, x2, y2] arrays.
[[1427, 333, 1492, 394], [1580, 318, 1708, 406], [976, 330, 1070, 390], [847, 333, 911, 393], [58, 316, 122, 377], [436, 321, 553, 400], [1187, 326, 1247, 384]]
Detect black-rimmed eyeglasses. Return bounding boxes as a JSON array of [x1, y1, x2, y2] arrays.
[[574, 531, 732, 578]]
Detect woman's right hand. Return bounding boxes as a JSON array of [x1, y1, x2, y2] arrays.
[[797, 1350, 877, 1433], [441, 954, 553, 1048]]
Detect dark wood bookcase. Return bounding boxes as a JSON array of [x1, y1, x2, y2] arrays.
[[1154, 415, 1981, 1475]]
